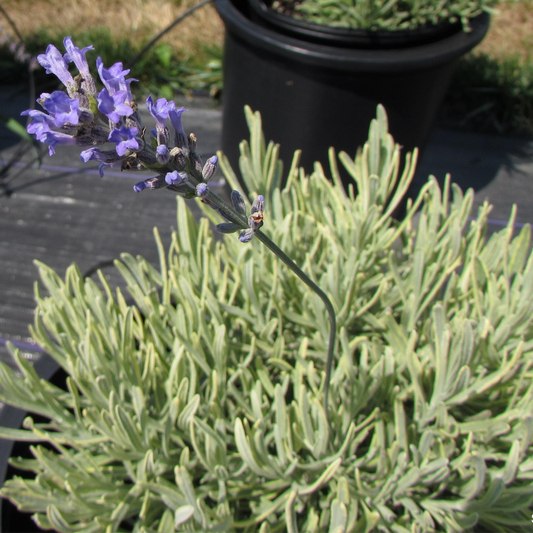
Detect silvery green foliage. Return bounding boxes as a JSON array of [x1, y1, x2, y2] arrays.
[[1, 105, 533, 532], [276, 0, 495, 30]]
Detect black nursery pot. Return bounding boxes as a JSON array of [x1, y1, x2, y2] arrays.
[[215, 0, 490, 183]]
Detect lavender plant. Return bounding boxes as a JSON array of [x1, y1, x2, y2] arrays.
[[0, 37, 533, 533]]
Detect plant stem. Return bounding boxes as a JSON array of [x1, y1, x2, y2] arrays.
[[254, 230, 336, 415], [203, 188, 337, 415]]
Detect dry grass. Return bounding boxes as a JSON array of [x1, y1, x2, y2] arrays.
[[2, 0, 532, 61], [1, 0, 224, 57], [476, 0, 533, 61], [3, 0, 531, 63]]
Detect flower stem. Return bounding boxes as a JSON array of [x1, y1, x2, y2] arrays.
[[204, 188, 336, 415], [254, 230, 336, 415]]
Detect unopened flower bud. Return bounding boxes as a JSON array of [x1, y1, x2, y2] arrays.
[[156, 144, 170, 165], [157, 127, 170, 147], [189, 151, 202, 178], [165, 170, 188, 186], [133, 175, 167, 192], [170, 147, 187, 171], [133, 181, 148, 193], [216, 222, 240, 234], [239, 229, 256, 243], [202, 155, 218, 182], [196, 183, 209, 198], [231, 190, 246, 216]]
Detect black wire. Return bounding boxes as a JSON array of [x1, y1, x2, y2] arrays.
[[0, 3, 24, 43], [82, 259, 117, 279]]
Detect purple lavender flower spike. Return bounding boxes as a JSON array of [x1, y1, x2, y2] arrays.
[[165, 170, 188, 185], [41, 91, 80, 127], [21, 109, 55, 141], [108, 126, 139, 156], [156, 144, 170, 165], [97, 89, 133, 123], [63, 37, 94, 77], [37, 44, 74, 89]]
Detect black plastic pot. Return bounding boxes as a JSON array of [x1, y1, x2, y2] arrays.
[[0, 354, 60, 532], [215, 0, 490, 183], [248, 0, 463, 49]]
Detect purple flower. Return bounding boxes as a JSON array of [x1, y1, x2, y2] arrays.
[[41, 91, 80, 127], [165, 170, 188, 185], [108, 126, 139, 156], [80, 147, 121, 163], [97, 89, 133, 123], [99, 161, 122, 177], [41, 130, 77, 156], [63, 36, 94, 77], [63, 37, 97, 97], [169, 106, 188, 148], [146, 96, 174, 129], [21, 109, 55, 141], [37, 44, 74, 88], [96, 57, 137, 101], [81, 149, 123, 176]]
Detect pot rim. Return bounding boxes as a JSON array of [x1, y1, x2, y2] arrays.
[[214, 0, 490, 72], [248, 0, 465, 49]]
